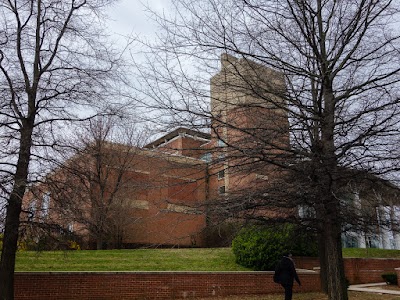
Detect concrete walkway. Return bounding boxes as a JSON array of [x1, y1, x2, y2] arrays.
[[349, 282, 400, 295]]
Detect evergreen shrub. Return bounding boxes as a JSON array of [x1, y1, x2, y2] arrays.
[[232, 224, 318, 271], [382, 273, 397, 285]]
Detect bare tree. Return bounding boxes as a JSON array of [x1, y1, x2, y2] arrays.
[[0, 1, 131, 298], [46, 117, 147, 250], [135, 1, 400, 300]]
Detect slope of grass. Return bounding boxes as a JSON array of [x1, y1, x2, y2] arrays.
[[14, 247, 400, 272], [15, 247, 250, 272], [343, 248, 400, 258]]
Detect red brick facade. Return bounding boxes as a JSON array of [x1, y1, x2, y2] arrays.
[[24, 145, 210, 249], [23, 54, 291, 249], [296, 257, 400, 284], [13, 257, 400, 299], [344, 258, 400, 284], [14, 270, 320, 300]]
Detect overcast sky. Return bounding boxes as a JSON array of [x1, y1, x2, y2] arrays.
[[106, 0, 172, 42]]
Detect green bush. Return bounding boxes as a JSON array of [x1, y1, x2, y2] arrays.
[[0, 233, 33, 252], [67, 240, 81, 250], [232, 224, 318, 271], [382, 273, 397, 285]]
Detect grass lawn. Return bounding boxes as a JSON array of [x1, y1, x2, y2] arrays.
[[15, 248, 400, 299], [14, 247, 400, 272], [15, 247, 250, 272], [343, 247, 400, 258]]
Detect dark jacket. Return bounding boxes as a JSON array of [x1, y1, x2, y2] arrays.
[[274, 256, 301, 286]]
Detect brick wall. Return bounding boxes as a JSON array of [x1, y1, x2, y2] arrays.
[[294, 257, 319, 270], [395, 268, 400, 286], [13, 257, 400, 299], [344, 258, 400, 284], [295, 257, 400, 285], [14, 271, 320, 300]]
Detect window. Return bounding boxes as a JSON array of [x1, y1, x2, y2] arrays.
[[298, 205, 316, 219], [166, 203, 201, 215], [342, 234, 359, 248], [130, 200, 150, 210], [218, 169, 225, 180], [41, 192, 50, 218], [390, 239, 396, 250], [28, 199, 37, 222], [256, 174, 269, 181], [218, 185, 226, 195], [366, 235, 379, 248], [217, 139, 227, 147], [216, 153, 225, 163], [200, 152, 212, 163]]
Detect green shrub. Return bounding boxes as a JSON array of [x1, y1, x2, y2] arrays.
[[232, 224, 318, 271], [17, 240, 28, 252], [67, 240, 81, 250], [382, 273, 397, 285]]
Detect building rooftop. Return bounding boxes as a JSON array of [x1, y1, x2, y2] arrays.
[[144, 127, 211, 149]]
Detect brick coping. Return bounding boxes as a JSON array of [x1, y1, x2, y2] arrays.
[[15, 270, 317, 275], [346, 257, 400, 260]]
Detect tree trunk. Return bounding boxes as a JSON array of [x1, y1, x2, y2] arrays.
[[324, 201, 348, 300], [96, 238, 103, 250], [0, 193, 23, 300], [0, 125, 33, 300], [318, 230, 328, 294]]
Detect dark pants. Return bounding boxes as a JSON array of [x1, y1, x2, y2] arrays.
[[281, 283, 293, 300]]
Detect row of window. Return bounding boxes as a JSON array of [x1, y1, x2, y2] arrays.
[[200, 152, 226, 163], [342, 233, 398, 249], [218, 185, 225, 195], [28, 192, 51, 221]]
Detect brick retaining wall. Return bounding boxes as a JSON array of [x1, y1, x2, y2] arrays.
[[294, 257, 319, 270], [295, 257, 400, 284], [395, 268, 400, 286], [13, 257, 400, 299], [14, 271, 320, 300], [344, 258, 400, 284]]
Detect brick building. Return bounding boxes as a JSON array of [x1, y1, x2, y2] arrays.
[[24, 138, 210, 249], [23, 54, 400, 250], [22, 53, 289, 249]]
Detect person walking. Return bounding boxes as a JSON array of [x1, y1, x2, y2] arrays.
[[274, 252, 301, 300]]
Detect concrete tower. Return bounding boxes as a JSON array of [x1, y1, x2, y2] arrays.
[[209, 54, 290, 196]]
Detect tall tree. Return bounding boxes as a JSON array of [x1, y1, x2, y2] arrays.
[[136, 1, 400, 300], [0, 1, 128, 298], [47, 117, 146, 250]]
